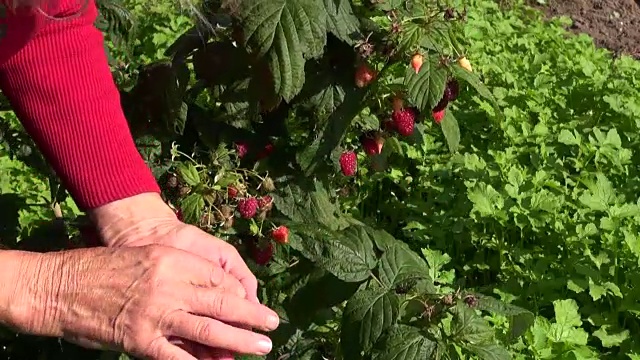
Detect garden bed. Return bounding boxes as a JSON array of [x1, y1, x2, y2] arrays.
[[533, 0, 640, 59]]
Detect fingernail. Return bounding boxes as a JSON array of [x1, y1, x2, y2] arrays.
[[256, 338, 272, 355], [265, 314, 280, 330]]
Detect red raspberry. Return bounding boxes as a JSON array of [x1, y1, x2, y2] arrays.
[[432, 109, 446, 124], [354, 63, 376, 88], [228, 186, 239, 199], [237, 197, 259, 219], [392, 108, 417, 136], [339, 151, 357, 176], [257, 142, 274, 160], [251, 241, 274, 265], [360, 132, 384, 156], [234, 141, 249, 158], [271, 226, 289, 244]]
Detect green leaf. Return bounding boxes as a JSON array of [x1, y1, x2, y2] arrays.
[[288, 224, 377, 282], [378, 244, 431, 289], [375, 325, 436, 360], [451, 303, 495, 344], [176, 163, 200, 186], [475, 294, 534, 340], [179, 193, 204, 224], [548, 299, 589, 345], [341, 288, 400, 358], [323, 0, 361, 44], [236, 0, 327, 101], [273, 181, 347, 229], [286, 271, 360, 326], [593, 325, 630, 348], [404, 54, 447, 113], [450, 63, 501, 114], [463, 343, 511, 360], [440, 110, 460, 153], [297, 86, 369, 175]]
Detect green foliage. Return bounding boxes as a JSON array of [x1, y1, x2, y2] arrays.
[[3, 0, 640, 359]]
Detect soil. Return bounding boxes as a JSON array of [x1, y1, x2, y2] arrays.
[[530, 0, 640, 59]]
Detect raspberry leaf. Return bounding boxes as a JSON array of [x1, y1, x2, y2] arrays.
[[176, 163, 200, 186], [323, 0, 361, 45], [404, 54, 448, 114], [375, 325, 437, 360], [272, 182, 346, 229], [341, 288, 400, 358], [440, 110, 461, 153], [287, 224, 377, 282], [450, 63, 503, 118], [473, 294, 534, 340], [378, 244, 433, 290], [179, 193, 205, 224], [235, 0, 327, 101]]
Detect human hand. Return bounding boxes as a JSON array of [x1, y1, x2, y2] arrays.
[[88, 193, 260, 304], [6, 245, 279, 360]]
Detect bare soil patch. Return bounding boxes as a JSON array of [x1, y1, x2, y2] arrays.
[[530, 0, 640, 59]]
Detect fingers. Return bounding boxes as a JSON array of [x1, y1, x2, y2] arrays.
[[186, 287, 279, 331], [165, 313, 273, 356], [176, 339, 235, 360], [179, 254, 246, 299], [151, 337, 197, 360], [221, 246, 259, 303]]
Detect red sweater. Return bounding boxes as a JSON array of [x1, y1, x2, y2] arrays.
[[0, 0, 160, 210]]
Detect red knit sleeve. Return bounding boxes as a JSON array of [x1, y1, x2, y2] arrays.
[[0, 1, 160, 211]]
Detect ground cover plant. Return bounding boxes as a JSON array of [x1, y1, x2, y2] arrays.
[[1, 0, 640, 359]]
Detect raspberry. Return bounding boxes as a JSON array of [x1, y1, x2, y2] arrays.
[[261, 176, 276, 192], [339, 151, 357, 176], [433, 95, 449, 112], [382, 117, 396, 132], [271, 226, 289, 244], [464, 294, 479, 308], [234, 141, 249, 158], [360, 132, 384, 156], [392, 108, 417, 136], [237, 197, 259, 219], [220, 205, 234, 219], [228, 186, 239, 199], [432, 109, 446, 124], [432, 95, 449, 124], [166, 173, 178, 188], [458, 56, 473, 72], [257, 142, 274, 160], [258, 195, 273, 211], [410, 53, 423, 74], [250, 240, 274, 265], [354, 63, 376, 88], [444, 79, 459, 102]]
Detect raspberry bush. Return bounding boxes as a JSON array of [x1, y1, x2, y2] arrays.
[[1, 0, 534, 359], [109, 1, 530, 358]]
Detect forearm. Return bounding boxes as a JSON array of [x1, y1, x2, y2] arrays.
[[0, 0, 160, 211], [0, 250, 62, 337]]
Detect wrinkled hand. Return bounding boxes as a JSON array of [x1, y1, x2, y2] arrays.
[[88, 193, 269, 359], [89, 193, 259, 304], [8, 246, 279, 360]]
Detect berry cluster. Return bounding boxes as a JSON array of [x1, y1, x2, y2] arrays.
[[340, 54, 466, 177]]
